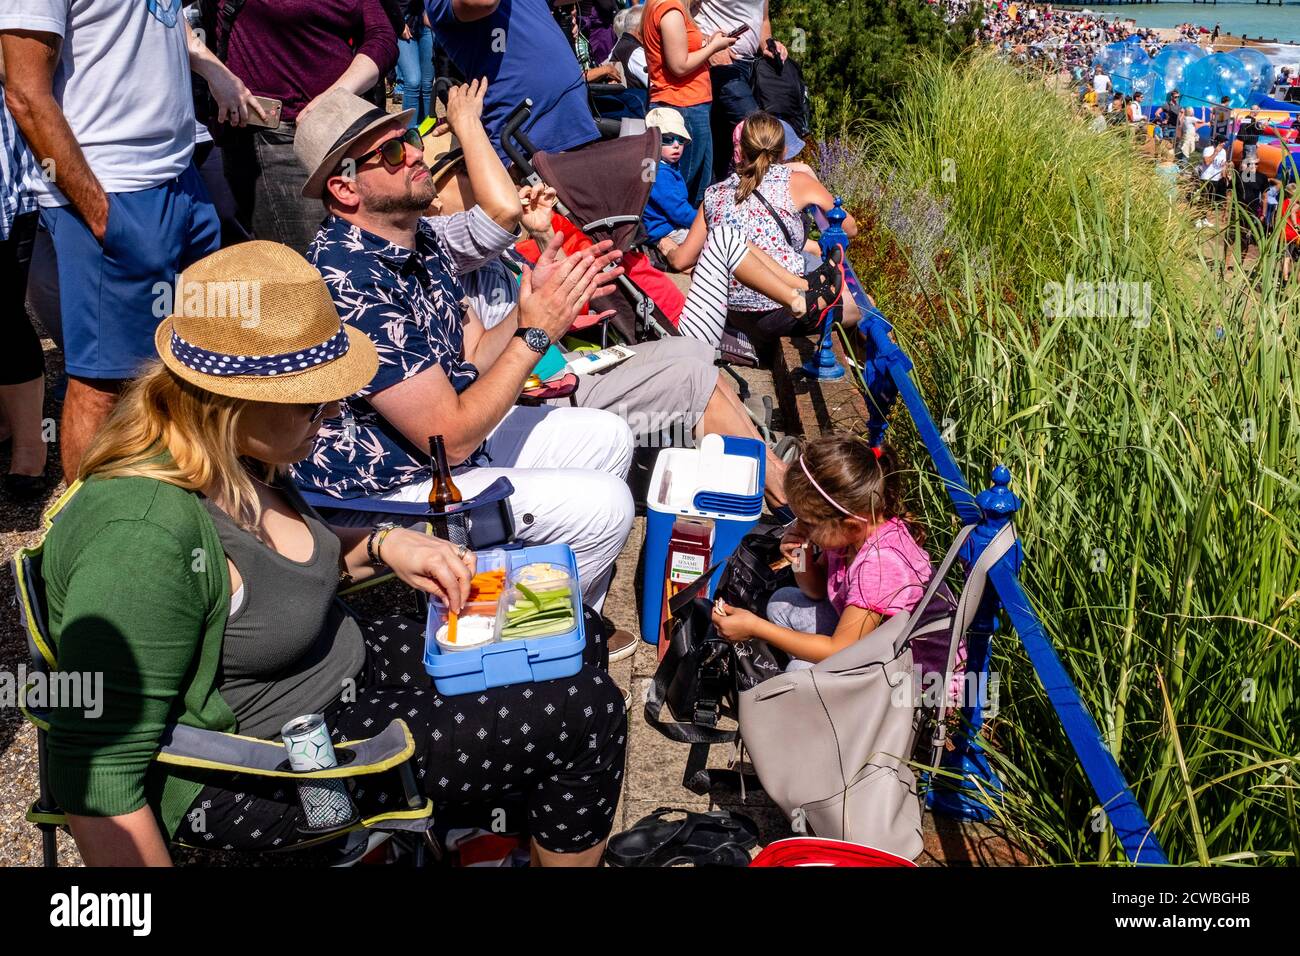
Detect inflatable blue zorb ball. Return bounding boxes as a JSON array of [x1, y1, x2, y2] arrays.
[[1180, 52, 1254, 109], [1092, 43, 1127, 77], [1231, 47, 1275, 98], [1096, 42, 1152, 96], [1280, 150, 1300, 181], [1151, 42, 1206, 99], [1130, 68, 1164, 109]]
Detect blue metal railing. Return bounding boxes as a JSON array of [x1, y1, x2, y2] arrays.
[[816, 209, 1167, 864]]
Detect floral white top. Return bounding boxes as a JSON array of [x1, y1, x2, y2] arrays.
[[702, 163, 805, 312]]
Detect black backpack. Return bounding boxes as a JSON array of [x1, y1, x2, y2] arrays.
[[750, 41, 810, 138], [642, 522, 793, 794]]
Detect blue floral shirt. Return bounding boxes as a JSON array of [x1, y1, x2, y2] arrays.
[[292, 210, 516, 498]]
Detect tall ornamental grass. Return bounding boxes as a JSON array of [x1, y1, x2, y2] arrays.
[[827, 53, 1300, 864]]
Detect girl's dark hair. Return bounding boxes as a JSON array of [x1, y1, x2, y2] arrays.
[[784, 435, 923, 544]]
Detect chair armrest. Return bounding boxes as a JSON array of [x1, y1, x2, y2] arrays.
[[301, 477, 517, 550], [155, 719, 416, 780], [299, 477, 514, 520]]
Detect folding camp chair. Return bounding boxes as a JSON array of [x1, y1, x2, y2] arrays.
[[299, 476, 517, 554], [13, 484, 438, 867], [502, 100, 674, 345]]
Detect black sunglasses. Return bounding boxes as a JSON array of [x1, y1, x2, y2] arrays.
[[303, 401, 331, 422], [661, 133, 688, 146], [355, 127, 423, 170]]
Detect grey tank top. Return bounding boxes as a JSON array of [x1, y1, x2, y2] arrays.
[[203, 482, 366, 739]]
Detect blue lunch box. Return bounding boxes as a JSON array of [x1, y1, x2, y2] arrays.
[[423, 543, 585, 696]]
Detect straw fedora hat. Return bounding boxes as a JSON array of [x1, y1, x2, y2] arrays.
[[296, 88, 415, 199], [154, 241, 378, 403]]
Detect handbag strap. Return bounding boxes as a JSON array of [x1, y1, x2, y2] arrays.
[[928, 522, 1019, 768], [749, 188, 798, 252], [890, 524, 976, 657], [666, 561, 723, 618], [212, 0, 250, 62]]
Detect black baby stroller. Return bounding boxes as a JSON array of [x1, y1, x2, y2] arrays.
[[501, 100, 675, 345]]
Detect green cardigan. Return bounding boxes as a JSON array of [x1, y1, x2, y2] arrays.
[[42, 475, 235, 840]]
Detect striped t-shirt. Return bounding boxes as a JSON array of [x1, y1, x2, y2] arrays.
[[0, 87, 39, 240]]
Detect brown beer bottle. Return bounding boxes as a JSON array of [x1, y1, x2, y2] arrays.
[[427, 435, 462, 541]]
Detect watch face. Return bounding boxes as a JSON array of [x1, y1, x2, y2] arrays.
[[525, 328, 550, 353]]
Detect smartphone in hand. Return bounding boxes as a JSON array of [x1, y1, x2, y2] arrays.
[[244, 96, 283, 130], [726, 24, 752, 39]]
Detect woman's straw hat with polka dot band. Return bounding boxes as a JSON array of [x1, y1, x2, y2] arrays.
[[155, 241, 377, 403]]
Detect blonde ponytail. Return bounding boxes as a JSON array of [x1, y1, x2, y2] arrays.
[[734, 112, 785, 204]]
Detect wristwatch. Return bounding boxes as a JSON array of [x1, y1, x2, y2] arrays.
[[513, 326, 551, 355]]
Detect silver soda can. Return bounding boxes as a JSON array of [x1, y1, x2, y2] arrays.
[[281, 714, 356, 831]]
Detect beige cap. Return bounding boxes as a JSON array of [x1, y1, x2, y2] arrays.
[[643, 107, 691, 141]]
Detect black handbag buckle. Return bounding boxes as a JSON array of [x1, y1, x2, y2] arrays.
[[693, 697, 720, 728]]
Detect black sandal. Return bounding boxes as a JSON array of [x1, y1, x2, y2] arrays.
[[798, 244, 845, 321], [605, 808, 760, 867]]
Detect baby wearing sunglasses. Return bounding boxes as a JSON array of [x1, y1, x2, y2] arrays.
[[642, 107, 696, 253]]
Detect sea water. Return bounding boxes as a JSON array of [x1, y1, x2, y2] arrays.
[[1061, 2, 1300, 50]]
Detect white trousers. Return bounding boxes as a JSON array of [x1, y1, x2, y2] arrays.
[[369, 405, 635, 611]]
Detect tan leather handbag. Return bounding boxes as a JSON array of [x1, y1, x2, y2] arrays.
[[737, 523, 1017, 859]]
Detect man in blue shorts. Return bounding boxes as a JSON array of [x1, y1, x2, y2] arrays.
[[424, 0, 599, 161], [1, 0, 260, 477]]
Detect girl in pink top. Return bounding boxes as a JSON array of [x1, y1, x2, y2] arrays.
[[713, 435, 949, 673]]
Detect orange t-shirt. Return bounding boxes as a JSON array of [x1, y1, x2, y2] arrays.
[[642, 0, 713, 108]]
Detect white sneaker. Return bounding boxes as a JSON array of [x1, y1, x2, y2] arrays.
[[606, 628, 639, 663]]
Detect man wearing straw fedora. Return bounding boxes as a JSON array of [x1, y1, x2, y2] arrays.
[[290, 83, 636, 612]]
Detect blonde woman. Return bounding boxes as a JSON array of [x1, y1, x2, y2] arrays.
[[1155, 139, 1180, 200], [41, 242, 625, 866]]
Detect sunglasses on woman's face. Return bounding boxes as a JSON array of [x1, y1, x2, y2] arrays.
[[356, 127, 424, 170], [303, 401, 331, 422], [661, 134, 688, 146]]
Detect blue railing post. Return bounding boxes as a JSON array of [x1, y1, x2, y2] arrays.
[[929, 465, 1018, 820], [802, 196, 847, 381]]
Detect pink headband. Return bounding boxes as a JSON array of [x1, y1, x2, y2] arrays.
[[798, 453, 873, 522]]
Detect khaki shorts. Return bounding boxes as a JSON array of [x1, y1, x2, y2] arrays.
[[558, 336, 720, 448]]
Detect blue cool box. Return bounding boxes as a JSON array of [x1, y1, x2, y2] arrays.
[[423, 543, 585, 696]]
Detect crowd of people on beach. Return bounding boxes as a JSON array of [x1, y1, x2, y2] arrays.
[[0, 0, 920, 868], [965, 2, 1161, 73], [966, 2, 1300, 280]]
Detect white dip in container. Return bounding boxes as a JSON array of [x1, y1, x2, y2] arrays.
[[435, 615, 496, 652]]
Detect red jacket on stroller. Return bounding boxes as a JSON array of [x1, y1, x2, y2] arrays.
[[515, 212, 685, 333]]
